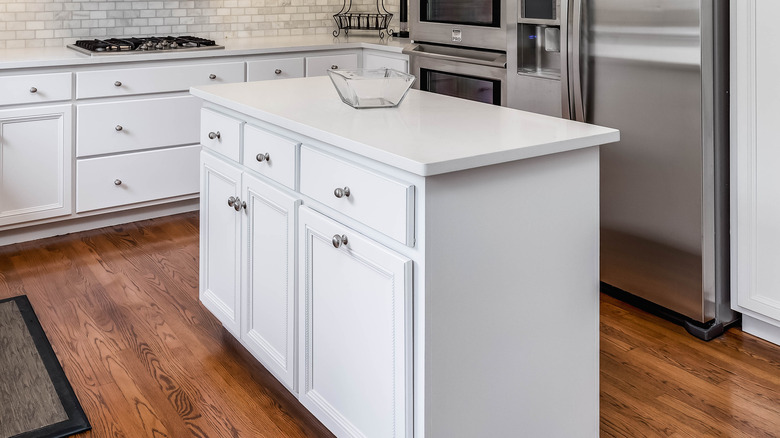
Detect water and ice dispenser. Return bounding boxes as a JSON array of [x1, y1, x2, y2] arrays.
[[508, 0, 565, 116]]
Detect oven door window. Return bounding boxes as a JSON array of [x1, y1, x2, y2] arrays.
[[421, 68, 502, 106], [421, 0, 501, 27]]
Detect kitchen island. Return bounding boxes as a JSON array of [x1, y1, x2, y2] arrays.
[[191, 77, 619, 438]]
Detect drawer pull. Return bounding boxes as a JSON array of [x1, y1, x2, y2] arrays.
[[256, 153, 270, 163], [115, 125, 123, 132], [333, 186, 351, 198], [29, 87, 38, 93], [209, 74, 217, 79], [331, 65, 339, 70], [114, 81, 122, 87], [332, 234, 349, 248], [114, 179, 122, 186], [274, 69, 282, 75], [208, 131, 221, 140]]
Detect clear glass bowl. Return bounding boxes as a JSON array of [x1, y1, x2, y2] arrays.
[[327, 68, 416, 109]]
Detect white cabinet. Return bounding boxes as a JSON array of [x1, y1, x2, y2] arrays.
[[731, 0, 780, 343], [363, 51, 409, 73], [0, 105, 72, 227], [298, 206, 412, 438], [200, 152, 243, 336], [241, 171, 300, 390]]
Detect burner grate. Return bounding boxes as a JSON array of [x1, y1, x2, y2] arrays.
[[70, 36, 222, 54]]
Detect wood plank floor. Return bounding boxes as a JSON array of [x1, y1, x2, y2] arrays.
[[1, 212, 780, 437]]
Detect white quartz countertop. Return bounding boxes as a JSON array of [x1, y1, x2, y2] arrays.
[[0, 35, 408, 70], [191, 77, 620, 176]]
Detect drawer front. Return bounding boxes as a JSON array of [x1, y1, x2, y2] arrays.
[[76, 61, 245, 99], [201, 108, 242, 162], [243, 125, 298, 189], [363, 53, 409, 73], [76, 144, 200, 213], [247, 58, 305, 81], [300, 146, 414, 245], [305, 54, 359, 77], [0, 73, 72, 106], [77, 95, 201, 157]]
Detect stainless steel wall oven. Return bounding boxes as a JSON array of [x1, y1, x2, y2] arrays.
[[409, 0, 506, 52]]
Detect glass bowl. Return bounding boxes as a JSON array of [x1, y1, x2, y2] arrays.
[[327, 68, 416, 109]]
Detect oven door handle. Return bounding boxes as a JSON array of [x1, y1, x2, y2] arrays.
[[402, 44, 507, 68]]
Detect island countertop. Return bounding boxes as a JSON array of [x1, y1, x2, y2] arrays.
[[190, 76, 620, 176]]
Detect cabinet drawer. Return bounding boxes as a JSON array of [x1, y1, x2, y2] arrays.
[[305, 54, 359, 77], [247, 58, 304, 81], [363, 53, 409, 72], [76, 144, 200, 212], [77, 96, 201, 157], [76, 61, 244, 99], [300, 146, 414, 245], [0, 73, 72, 106], [201, 109, 242, 162], [243, 125, 298, 189]]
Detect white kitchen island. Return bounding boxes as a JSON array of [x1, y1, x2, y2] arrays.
[[191, 77, 619, 438]]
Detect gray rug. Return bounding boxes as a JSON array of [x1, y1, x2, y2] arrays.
[[0, 296, 90, 438]]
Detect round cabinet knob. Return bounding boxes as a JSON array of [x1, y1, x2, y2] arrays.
[[333, 186, 351, 198], [209, 74, 217, 79], [115, 125, 123, 131], [114, 81, 122, 87], [227, 196, 236, 207], [29, 87, 38, 93], [256, 153, 270, 163], [274, 69, 282, 75], [208, 131, 221, 140], [332, 234, 349, 248], [114, 179, 122, 186], [331, 65, 339, 70]]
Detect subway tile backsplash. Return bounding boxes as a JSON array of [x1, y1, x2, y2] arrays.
[[0, 0, 399, 49]]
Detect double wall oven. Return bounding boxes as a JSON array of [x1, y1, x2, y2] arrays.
[[404, 0, 507, 106]]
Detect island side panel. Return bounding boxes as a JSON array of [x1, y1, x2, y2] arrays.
[[423, 146, 600, 438]]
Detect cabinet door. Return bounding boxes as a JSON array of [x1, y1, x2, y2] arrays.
[[200, 152, 243, 336], [241, 172, 300, 391], [298, 206, 412, 438], [0, 105, 72, 227], [247, 58, 305, 81]]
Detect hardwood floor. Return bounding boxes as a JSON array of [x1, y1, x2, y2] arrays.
[[1, 212, 780, 437]]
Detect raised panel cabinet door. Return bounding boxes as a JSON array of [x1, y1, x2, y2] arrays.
[[0, 105, 72, 227], [200, 151, 243, 336], [241, 172, 300, 391], [298, 206, 412, 438]]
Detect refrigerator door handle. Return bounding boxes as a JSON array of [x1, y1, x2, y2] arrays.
[[571, 0, 585, 122], [560, 0, 572, 119]]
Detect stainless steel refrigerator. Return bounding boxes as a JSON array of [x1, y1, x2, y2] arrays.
[[507, 0, 736, 339]]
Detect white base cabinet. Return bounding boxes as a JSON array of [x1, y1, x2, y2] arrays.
[[298, 206, 412, 437], [731, 0, 780, 343]]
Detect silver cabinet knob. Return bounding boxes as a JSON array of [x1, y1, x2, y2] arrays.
[[114, 81, 122, 87], [29, 87, 38, 93], [256, 153, 270, 163], [227, 196, 245, 211], [331, 65, 339, 70], [208, 131, 221, 140], [333, 186, 351, 198], [228, 196, 237, 207], [332, 234, 348, 248], [115, 125, 123, 131], [114, 179, 122, 186], [209, 74, 217, 79], [274, 69, 282, 75]]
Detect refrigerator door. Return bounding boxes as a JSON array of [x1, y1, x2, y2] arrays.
[[588, 0, 716, 322]]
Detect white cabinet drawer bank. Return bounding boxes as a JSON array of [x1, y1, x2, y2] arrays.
[[192, 77, 619, 437]]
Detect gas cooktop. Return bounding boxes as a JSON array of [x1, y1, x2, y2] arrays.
[[67, 36, 224, 55]]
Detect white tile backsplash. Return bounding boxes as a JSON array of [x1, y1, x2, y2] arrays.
[[0, 0, 399, 48]]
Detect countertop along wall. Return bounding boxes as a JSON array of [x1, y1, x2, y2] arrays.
[[0, 0, 400, 49]]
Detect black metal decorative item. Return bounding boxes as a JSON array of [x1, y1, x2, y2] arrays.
[[333, 0, 393, 38]]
